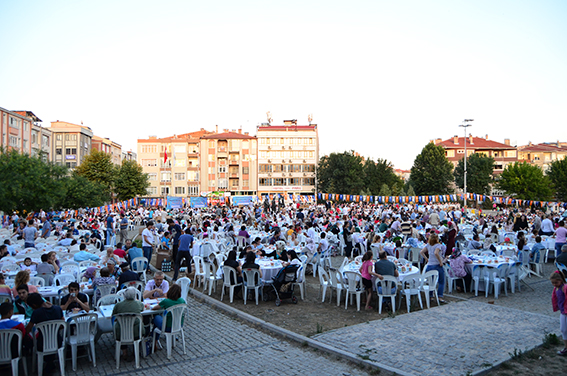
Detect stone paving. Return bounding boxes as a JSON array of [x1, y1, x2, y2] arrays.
[[63, 297, 371, 376], [313, 299, 559, 376]]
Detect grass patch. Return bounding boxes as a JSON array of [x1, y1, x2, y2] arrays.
[[358, 354, 371, 360], [316, 323, 323, 334], [543, 332, 561, 349]]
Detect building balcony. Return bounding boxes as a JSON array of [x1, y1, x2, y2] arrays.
[[229, 160, 239, 165]]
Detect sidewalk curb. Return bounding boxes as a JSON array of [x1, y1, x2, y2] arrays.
[[186, 285, 412, 376]]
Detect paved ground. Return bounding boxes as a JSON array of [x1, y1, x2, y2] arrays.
[[51, 296, 371, 376], [313, 299, 559, 376]]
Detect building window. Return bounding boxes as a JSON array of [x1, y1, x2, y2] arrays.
[[274, 178, 285, 186], [141, 145, 158, 153], [175, 159, 186, 167], [174, 186, 185, 195], [66, 162, 77, 169], [208, 140, 215, 148], [161, 187, 169, 195], [188, 185, 199, 196], [242, 179, 249, 187], [446, 150, 455, 157], [303, 178, 315, 186], [290, 178, 301, 185], [209, 180, 215, 187], [142, 159, 157, 167], [309, 138, 313, 145], [260, 151, 266, 159], [148, 173, 157, 181], [147, 187, 158, 195], [56, 148, 62, 155], [218, 179, 228, 189], [230, 179, 239, 188], [303, 164, 315, 173], [56, 134, 62, 140], [242, 166, 249, 174], [242, 140, 249, 149], [161, 172, 171, 182], [174, 173, 186, 181], [505, 151, 516, 158], [66, 148, 77, 155], [266, 138, 270, 144], [219, 166, 226, 173], [260, 178, 272, 186], [9, 117, 20, 129]]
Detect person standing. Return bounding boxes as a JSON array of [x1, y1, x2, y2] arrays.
[[41, 216, 52, 239], [106, 213, 115, 247], [173, 229, 193, 281], [142, 221, 156, 272], [23, 220, 38, 249], [420, 233, 448, 304], [167, 218, 182, 264], [550, 271, 567, 356], [119, 213, 129, 245], [555, 221, 567, 259]]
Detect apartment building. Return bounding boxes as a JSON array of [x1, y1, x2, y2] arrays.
[[48, 121, 93, 169], [434, 135, 517, 174], [518, 141, 567, 171], [256, 120, 318, 197], [199, 129, 258, 196], [121, 150, 137, 162], [92, 135, 122, 165], [137, 129, 213, 197]]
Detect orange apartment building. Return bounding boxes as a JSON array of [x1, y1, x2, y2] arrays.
[[517, 141, 567, 171], [199, 129, 258, 196], [434, 135, 518, 174], [137, 129, 214, 197], [92, 135, 122, 165], [1, 108, 52, 161]]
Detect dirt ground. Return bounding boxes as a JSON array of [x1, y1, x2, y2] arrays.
[[161, 255, 458, 337], [490, 343, 567, 376]]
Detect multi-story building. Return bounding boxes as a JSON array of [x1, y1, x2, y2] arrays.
[[517, 141, 567, 171], [199, 129, 258, 196], [121, 150, 137, 162], [256, 120, 318, 197], [1, 108, 33, 155], [434, 135, 517, 174], [48, 121, 93, 169], [92, 135, 122, 165], [137, 129, 213, 197], [11, 110, 52, 162]]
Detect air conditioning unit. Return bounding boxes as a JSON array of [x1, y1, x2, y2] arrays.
[[303, 160, 306, 163], [288, 159, 292, 163], [268, 146, 271, 149], [282, 159, 285, 163], [268, 159, 271, 163], [303, 173, 306, 176], [268, 173, 272, 176], [282, 146, 285, 150], [289, 173, 293, 176], [288, 146, 292, 149]]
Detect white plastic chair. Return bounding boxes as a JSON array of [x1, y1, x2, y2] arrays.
[[78, 260, 98, 269], [0, 294, 12, 304], [202, 261, 221, 296], [506, 263, 520, 293], [307, 252, 320, 277], [66, 313, 97, 371], [116, 288, 142, 301], [242, 268, 262, 305], [152, 304, 188, 359], [399, 274, 423, 313], [408, 247, 421, 266], [236, 236, 247, 249], [53, 273, 76, 287], [338, 257, 349, 273], [419, 270, 440, 308], [375, 275, 398, 314], [29, 277, 45, 287], [298, 255, 308, 265], [33, 320, 67, 376], [501, 249, 516, 257], [480, 251, 495, 257], [131, 257, 148, 284], [292, 265, 306, 300], [94, 284, 117, 305], [96, 294, 123, 309], [354, 255, 363, 263], [471, 265, 483, 296], [444, 264, 465, 293], [0, 329, 28, 376], [484, 264, 508, 299], [329, 269, 345, 306], [113, 313, 143, 369], [2, 263, 20, 273], [343, 271, 363, 311], [220, 266, 242, 303], [317, 268, 333, 303], [192, 256, 205, 288], [119, 280, 145, 292], [177, 277, 191, 301]]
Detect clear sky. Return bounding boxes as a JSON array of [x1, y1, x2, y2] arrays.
[[1, 0, 565, 169]]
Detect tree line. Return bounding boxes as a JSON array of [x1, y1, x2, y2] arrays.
[[317, 143, 567, 202], [0, 148, 149, 214]]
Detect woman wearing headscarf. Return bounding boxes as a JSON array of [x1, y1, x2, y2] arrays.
[[448, 247, 472, 292]]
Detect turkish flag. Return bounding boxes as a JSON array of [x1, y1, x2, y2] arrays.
[[164, 148, 168, 164]]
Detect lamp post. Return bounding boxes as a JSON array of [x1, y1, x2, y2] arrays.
[[458, 119, 474, 208]]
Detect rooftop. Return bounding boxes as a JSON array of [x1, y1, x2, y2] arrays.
[[518, 142, 567, 153], [436, 135, 514, 149], [257, 124, 317, 131], [200, 131, 256, 140]]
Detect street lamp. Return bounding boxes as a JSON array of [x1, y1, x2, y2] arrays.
[[458, 119, 474, 208]]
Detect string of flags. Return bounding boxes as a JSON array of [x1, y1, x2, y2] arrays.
[[316, 192, 566, 208]]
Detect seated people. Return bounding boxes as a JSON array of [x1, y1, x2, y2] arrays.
[[530, 236, 546, 263], [36, 254, 56, 285], [0, 302, 31, 357], [223, 250, 243, 294], [0, 272, 12, 296], [13, 284, 34, 319], [60, 282, 90, 313], [11, 270, 38, 297], [241, 251, 263, 286], [448, 247, 472, 292], [17, 257, 38, 272], [143, 271, 169, 299], [374, 251, 399, 295], [467, 234, 483, 250], [73, 243, 101, 263], [112, 287, 144, 360], [151, 283, 185, 344], [118, 262, 140, 288]]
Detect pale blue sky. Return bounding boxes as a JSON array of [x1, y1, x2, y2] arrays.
[[1, 0, 565, 168]]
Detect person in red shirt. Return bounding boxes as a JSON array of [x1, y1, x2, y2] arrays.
[[113, 242, 127, 259]]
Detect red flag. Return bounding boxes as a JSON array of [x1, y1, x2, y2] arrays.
[[164, 147, 168, 164]]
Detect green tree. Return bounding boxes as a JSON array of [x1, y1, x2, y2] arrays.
[[0, 148, 67, 214], [317, 151, 365, 194], [378, 183, 391, 196], [496, 162, 552, 200], [453, 153, 495, 195], [74, 149, 115, 197], [547, 158, 567, 201], [410, 143, 454, 195], [114, 160, 150, 201], [58, 174, 108, 209], [362, 158, 403, 195], [406, 185, 416, 196]]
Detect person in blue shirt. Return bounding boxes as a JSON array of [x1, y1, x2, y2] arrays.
[[530, 236, 546, 263], [106, 214, 115, 246], [173, 229, 194, 281], [127, 243, 144, 265], [74, 243, 101, 262]]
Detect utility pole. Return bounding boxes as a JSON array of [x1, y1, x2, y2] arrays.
[[459, 119, 474, 208]]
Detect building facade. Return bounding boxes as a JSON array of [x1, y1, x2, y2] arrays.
[[434, 135, 517, 174], [137, 129, 213, 197], [199, 129, 257, 196], [517, 142, 567, 171], [92, 135, 122, 165], [121, 150, 137, 162], [256, 120, 318, 197], [48, 121, 93, 169]]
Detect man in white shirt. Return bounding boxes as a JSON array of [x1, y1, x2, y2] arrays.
[[540, 215, 555, 236], [142, 221, 156, 272], [306, 223, 317, 240], [317, 232, 329, 254]]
